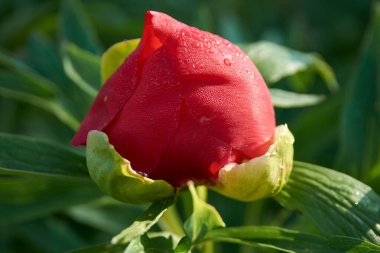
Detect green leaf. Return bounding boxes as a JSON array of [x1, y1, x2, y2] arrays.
[[0, 68, 54, 98], [174, 237, 192, 253], [275, 162, 380, 244], [0, 133, 88, 179], [13, 218, 86, 253], [124, 233, 174, 253], [270, 88, 325, 108], [112, 197, 175, 244], [86, 131, 175, 204], [184, 182, 225, 243], [202, 226, 380, 253], [62, 42, 101, 97], [59, 0, 102, 54], [0, 49, 80, 130], [26, 33, 93, 121], [0, 176, 101, 225], [287, 95, 342, 163], [240, 41, 338, 91], [101, 39, 140, 83], [66, 197, 143, 234], [66, 243, 125, 253], [0, 2, 53, 48], [0, 133, 102, 225], [336, 3, 380, 179], [0, 87, 79, 130]]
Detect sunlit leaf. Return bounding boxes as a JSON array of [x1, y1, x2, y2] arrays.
[[241, 41, 338, 91], [62, 42, 101, 97], [275, 162, 380, 244], [124, 233, 174, 253], [184, 182, 225, 243], [270, 88, 325, 108], [112, 197, 174, 244]]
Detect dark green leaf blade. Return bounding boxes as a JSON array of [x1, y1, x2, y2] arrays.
[[0, 49, 80, 130], [0, 133, 102, 225], [0, 133, 88, 179], [336, 3, 380, 180], [59, 0, 102, 54], [202, 226, 380, 253], [26, 33, 93, 122], [275, 162, 380, 244], [62, 42, 101, 97], [66, 243, 125, 253], [0, 176, 101, 225]]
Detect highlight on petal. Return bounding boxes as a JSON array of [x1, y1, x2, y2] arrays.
[[86, 130, 175, 204], [211, 125, 294, 202]]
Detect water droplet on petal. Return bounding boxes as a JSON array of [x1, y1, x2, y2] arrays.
[[224, 58, 232, 66], [137, 171, 149, 178]]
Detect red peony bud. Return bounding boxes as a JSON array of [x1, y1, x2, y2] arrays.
[[72, 11, 276, 187]]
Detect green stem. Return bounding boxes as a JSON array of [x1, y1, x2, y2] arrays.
[[159, 205, 185, 237], [196, 185, 208, 201], [195, 185, 214, 253]]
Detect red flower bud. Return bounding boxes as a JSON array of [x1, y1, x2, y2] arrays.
[[72, 11, 276, 187]]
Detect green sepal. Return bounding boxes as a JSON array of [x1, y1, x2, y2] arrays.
[[211, 124, 294, 202], [86, 130, 175, 204], [101, 39, 140, 83]]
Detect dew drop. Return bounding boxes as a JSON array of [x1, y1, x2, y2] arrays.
[[136, 170, 149, 178], [223, 58, 232, 66]]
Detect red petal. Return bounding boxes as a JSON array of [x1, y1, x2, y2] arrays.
[[71, 47, 141, 146], [149, 101, 233, 186], [104, 46, 182, 175], [170, 26, 276, 159]]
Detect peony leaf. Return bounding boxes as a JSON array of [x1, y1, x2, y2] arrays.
[[0, 133, 101, 225], [59, 0, 102, 54], [275, 162, 380, 244], [66, 198, 144, 234], [111, 197, 174, 244], [336, 3, 380, 181], [241, 41, 338, 92], [211, 125, 294, 201], [270, 88, 325, 108], [61, 42, 101, 98], [0, 49, 80, 130], [86, 131, 175, 204], [124, 233, 174, 253], [0, 133, 88, 179], [202, 226, 380, 253], [101, 39, 140, 83], [184, 182, 225, 244], [26, 34, 93, 122]]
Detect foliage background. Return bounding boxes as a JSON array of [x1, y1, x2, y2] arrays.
[[0, 0, 379, 252]]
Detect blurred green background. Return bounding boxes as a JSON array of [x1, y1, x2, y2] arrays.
[[0, 0, 379, 252]]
